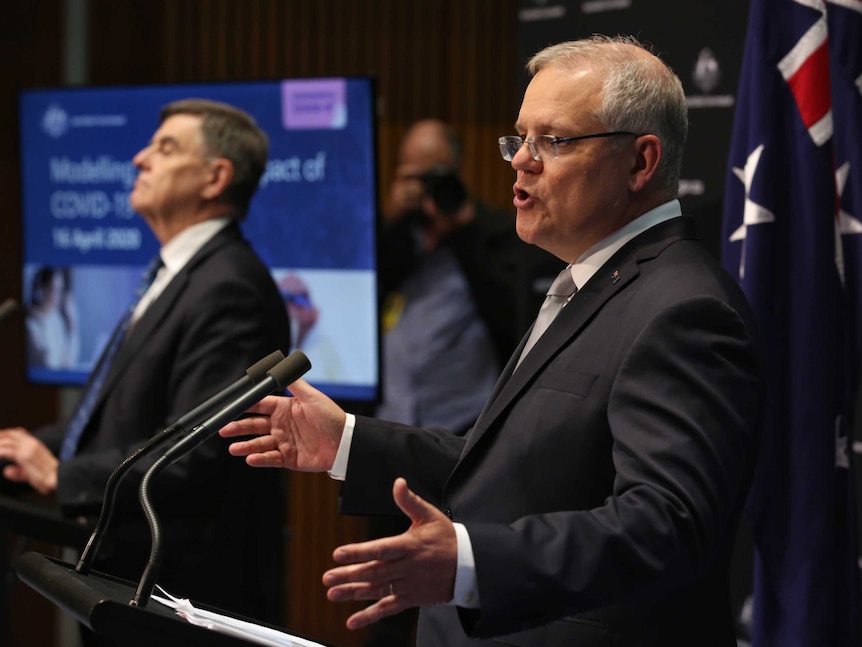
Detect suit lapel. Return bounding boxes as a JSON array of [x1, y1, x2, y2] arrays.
[[90, 223, 242, 411], [459, 216, 697, 459]]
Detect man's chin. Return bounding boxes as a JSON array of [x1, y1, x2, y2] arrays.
[[128, 196, 150, 218], [515, 217, 538, 245]]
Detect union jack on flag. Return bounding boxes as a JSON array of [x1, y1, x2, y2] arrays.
[[721, 1, 862, 645]]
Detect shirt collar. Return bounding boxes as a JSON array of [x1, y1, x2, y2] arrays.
[[159, 217, 232, 275], [568, 199, 682, 291]]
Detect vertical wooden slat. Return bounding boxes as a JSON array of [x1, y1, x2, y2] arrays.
[[0, 2, 66, 643]]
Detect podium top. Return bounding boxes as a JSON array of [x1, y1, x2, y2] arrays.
[[16, 552, 288, 647]]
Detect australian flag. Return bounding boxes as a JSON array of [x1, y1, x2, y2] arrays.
[[721, 0, 862, 645]]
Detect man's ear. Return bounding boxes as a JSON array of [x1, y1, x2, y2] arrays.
[[201, 158, 234, 200], [628, 134, 662, 193]]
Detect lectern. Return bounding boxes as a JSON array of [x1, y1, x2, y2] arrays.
[[16, 552, 300, 647], [12, 351, 318, 646]]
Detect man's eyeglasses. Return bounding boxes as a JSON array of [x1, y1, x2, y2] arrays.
[[497, 132, 639, 162]]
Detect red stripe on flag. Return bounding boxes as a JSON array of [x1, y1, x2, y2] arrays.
[[786, 40, 832, 129]]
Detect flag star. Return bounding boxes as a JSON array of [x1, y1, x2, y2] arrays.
[[730, 144, 777, 242], [729, 144, 776, 278], [836, 162, 862, 235]]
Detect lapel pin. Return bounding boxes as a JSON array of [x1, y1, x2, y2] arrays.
[[611, 270, 621, 284]]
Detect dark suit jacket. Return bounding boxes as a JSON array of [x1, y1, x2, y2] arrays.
[[39, 222, 291, 624], [342, 216, 762, 647]]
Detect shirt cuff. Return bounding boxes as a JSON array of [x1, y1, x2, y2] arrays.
[[451, 522, 480, 608], [327, 413, 355, 481]]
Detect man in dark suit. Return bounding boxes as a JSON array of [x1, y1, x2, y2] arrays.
[[220, 35, 762, 647], [0, 99, 291, 625]]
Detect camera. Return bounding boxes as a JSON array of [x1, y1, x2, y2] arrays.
[[417, 165, 468, 216]]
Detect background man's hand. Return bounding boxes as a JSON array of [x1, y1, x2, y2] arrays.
[[0, 428, 59, 495]]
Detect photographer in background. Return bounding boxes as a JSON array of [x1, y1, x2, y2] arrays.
[[369, 119, 523, 647], [377, 119, 522, 435]]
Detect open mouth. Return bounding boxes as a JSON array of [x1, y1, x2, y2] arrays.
[[513, 184, 532, 208]]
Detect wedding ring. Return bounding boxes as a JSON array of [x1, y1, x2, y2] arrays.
[[389, 582, 395, 597]]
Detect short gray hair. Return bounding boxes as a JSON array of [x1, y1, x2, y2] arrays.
[[161, 98, 269, 219], [527, 35, 688, 196]]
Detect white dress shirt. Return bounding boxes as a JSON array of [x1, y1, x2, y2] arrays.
[[131, 218, 232, 324]]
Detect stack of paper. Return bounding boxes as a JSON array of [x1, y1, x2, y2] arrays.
[[152, 587, 328, 647]]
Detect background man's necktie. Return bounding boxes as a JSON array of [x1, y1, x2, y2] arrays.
[[59, 256, 164, 460], [516, 266, 576, 369]]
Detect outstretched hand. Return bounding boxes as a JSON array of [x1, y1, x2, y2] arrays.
[[218, 378, 346, 473], [322, 477, 458, 630]]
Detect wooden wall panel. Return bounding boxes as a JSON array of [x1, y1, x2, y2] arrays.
[[89, 0, 519, 216], [284, 472, 370, 646], [0, 0, 65, 432], [1, 5, 67, 646]]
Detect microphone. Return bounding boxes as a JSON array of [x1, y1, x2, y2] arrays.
[[161, 349, 286, 439], [75, 349, 286, 574], [160, 350, 311, 465], [0, 298, 23, 325], [131, 350, 312, 606]]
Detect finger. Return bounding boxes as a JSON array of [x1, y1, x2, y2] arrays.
[[245, 450, 289, 468], [220, 415, 274, 439], [392, 477, 438, 523], [327, 579, 396, 603], [219, 397, 284, 437], [283, 378, 317, 399], [330, 534, 407, 567], [3, 464, 25, 482], [344, 596, 403, 630], [228, 436, 282, 467], [226, 431, 280, 455], [245, 395, 286, 416], [323, 557, 394, 590]]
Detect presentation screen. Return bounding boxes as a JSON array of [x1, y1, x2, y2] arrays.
[[19, 77, 380, 402]]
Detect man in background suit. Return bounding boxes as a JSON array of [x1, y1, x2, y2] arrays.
[[221, 36, 762, 647], [0, 99, 291, 627]]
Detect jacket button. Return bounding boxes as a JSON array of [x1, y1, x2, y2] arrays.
[[444, 507, 452, 519]]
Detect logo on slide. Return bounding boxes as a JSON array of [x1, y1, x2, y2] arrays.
[[42, 104, 69, 138], [281, 79, 347, 130]]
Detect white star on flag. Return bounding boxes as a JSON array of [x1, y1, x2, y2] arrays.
[[836, 162, 862, 236], [835, 161, 862, 285], [729, 144, 776, 278]]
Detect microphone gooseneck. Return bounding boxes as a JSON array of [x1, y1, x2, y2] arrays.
[[74, 350, 286, 575], [131, 350, 311, 607]]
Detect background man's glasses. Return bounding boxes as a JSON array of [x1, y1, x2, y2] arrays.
[[498, 132, 639, 161]]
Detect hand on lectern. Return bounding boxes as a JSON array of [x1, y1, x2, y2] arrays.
[[0, 427, 58, 495]]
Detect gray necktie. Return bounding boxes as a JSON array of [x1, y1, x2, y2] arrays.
[[516, 266, 576, 368]]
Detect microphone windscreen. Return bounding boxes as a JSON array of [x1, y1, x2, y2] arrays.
[[268, 350, 312, 390], [246, 349, 285, 383]]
